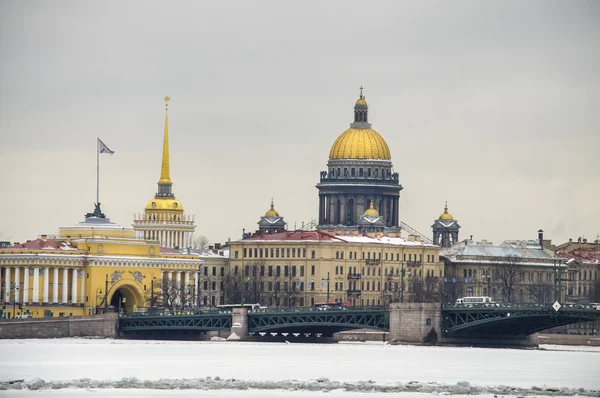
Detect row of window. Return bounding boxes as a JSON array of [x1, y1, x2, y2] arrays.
[[236, 248, 314, 259], [235, 248, 438, 263], [335, 251, 436, 263], [328, 167, 391, 179], [234, 264, 310, 277]]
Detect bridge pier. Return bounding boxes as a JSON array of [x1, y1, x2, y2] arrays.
[[389, 302, 441, 344], [230, 308, 248, 340]]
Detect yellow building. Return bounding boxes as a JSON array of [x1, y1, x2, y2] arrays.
[[0, 97, 202, 320], [133, 96, 196, 248]]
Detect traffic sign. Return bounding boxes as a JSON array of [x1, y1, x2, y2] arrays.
[[552, 301, 561, 312]]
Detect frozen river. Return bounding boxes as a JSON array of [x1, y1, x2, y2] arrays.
[[0, 339, 598, 397]]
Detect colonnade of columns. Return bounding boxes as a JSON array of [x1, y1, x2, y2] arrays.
[[2, 266, 84, 305], [140, 230, 191, 249], [319, 194, 400, 227]]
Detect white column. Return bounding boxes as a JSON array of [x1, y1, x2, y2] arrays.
[[53, 268, 59, 303], [71, 268, 78, 304], [79, 270, 85, 304], [4, 266, 10, 303], [42, 267, 50, 303], [193, 271, 199, 306], [23, 268, 30, 303], [32, 267, 40, 303], [184, 271, 190, 303], [176, 271, 182, 304], [13, 267, 20, 302], [62, 268, 69, 304]]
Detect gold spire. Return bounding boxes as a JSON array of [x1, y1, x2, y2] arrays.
[[265, 198, 280, 217], [439, 201, 454, 220], [364, 201, 379, 217], [158, 96, 172, 185]]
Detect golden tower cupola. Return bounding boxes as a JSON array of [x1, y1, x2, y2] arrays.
[[364, 202, 379, 217], [329, 87, 391, 160], [439, 201, 454, 221], [265, 199, 279, 217]]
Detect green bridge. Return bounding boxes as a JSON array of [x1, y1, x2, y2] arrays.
[[119, 304, 600, 340]]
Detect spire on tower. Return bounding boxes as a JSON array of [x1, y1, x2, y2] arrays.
[[156, 96, 174, 197]]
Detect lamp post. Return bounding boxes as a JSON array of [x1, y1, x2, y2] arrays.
[[400, 264, 406, 302], [321, 272, 330, 301], [104, 274, 109, 312], [12, 283, 19, 319], [150, 277, 155, 311]]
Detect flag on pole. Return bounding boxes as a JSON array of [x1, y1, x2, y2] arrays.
[[98, 138, 114, 155]]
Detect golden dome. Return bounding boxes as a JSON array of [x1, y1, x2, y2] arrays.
[[439, 202, 453, 220], [364, 202, 379, 217], [265, 199, 279, 217], [145, 198, 184, 211], [355, 97, 367, 106], [329, 128, 391, 160]]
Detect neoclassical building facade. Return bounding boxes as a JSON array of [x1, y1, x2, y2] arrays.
[[317, 89, 403, 234], [133, 96, 196, 249], [0, 207, 201, 319]]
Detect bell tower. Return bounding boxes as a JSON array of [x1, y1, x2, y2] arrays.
[[432, 202, 460, 248]]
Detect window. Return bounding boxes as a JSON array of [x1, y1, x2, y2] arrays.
[[300, 266, 304, 277], [339, 282, 343, 291], [284, 266, 289, 276], [243, 248, 247, 257], [340, 266, 343, 274], [245, 265, 249, 276], [310, 281, 315, 291], [292, 266, 296, 277], [212, 267, 216, 276], [235, 251, 239, 259], [276, 266, 281, 276], [204, 267, 208, 276], [221, 267, 225, 276], [287, 248, 290, 257], [426, 318, 431, 326], [260, 248, 263, 258], [260, 265, 265, 276], [271, 248, 274, 257], [340, 251, 344, 259], [466, 287, 474, 297], [268, 266, 273, 276], [292, 248, 296, 258], [335, 266, 339, 275], [311, 265, 315, 276], [303, 248, 306, 258], [311, 250, 316, 259], [276, 248, 280, 258], [335, 282, 339, 291]]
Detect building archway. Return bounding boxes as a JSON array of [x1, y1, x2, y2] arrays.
[[108, 283, 143, 313]]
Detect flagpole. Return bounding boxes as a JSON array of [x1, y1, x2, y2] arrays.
[[96, 137, 100, 205]]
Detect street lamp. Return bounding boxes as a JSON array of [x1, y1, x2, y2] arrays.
[[12, 283, 19, 319], [400, 264, 406, 303], [321, 272, 330, 301]]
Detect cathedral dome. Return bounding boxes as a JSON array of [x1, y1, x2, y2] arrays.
[[329, 128, 391, 160], [145, 198, 184, 211], [439, 202, 453, 220], [328, 89, 391, 160]]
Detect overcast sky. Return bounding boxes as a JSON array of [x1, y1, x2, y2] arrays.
[[1, 1, 599, 247]]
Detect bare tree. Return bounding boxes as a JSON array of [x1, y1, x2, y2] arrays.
[[246, 261, 267, 305], [155, 276, 194, 314], [528, 282, 553, 305], [191, 235, 210, 250], [496, 256, 523, 303]]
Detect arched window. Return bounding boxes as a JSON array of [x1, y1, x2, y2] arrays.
[[463, 269, 467, 278], [468, 269, 472, 278], [466, 287, 473, 297]]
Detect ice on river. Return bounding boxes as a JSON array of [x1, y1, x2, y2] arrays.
[[0, 339, 598, 397]]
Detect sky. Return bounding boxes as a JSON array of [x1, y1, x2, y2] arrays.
[[0, 1, 599, 247]]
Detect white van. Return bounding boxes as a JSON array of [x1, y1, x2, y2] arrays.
[[455, 296, 496, 307]]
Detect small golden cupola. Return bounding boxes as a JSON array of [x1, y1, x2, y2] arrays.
[[364, 201, 379, 217], [265, 199, 280, 217], [439, 201, 454, 221]]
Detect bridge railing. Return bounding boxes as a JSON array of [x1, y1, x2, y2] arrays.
[[248, 305, 389, 314], [443, 302, 600, 310]]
